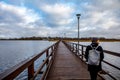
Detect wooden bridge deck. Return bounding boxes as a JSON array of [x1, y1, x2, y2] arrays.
[[46, 41, 91, 80]]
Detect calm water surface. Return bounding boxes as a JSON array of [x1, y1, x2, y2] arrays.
[[80, 42, 120, 52], [0, 40, 55, 73]]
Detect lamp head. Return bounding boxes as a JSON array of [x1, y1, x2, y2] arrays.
[[76, 14, 81, 17]]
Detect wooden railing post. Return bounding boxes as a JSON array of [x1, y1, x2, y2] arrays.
[[76, 44, 77, 54], [28, 63, 34, 80], [52, 45, 54, 52], [50, 46, 54, 57], [46, 49, 49, 65], [77, 44, 79, 55], [51, 45, 55, 59], [72, 43, 74, 52], [81, 46, 84, 60]]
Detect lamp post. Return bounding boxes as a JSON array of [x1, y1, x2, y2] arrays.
[[76, 14, 81, 55]]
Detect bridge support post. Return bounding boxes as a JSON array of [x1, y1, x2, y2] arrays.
[[72, 43, 74, 52], [46, 49, 49, 65], [81, 46, 84, 60], [28, 63, 34, 80], [75, 44, 77, 54]]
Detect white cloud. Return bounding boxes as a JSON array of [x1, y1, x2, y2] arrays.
[[0, 1, 43, 38], [40, 3, 74, 26], [0, 2, 40, 28], [80, 0, 120, 38], [41, 3, 73, 18], [0, 0, 120, 39]]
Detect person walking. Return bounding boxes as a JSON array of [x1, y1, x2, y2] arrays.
[[85, 38, 104, 80]]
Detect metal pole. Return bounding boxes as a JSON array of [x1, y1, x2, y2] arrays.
[[76, 14, 81, 55], [78, 17, 80, 55]]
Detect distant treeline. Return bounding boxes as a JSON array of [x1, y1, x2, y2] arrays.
[[0, 36, 120, 42]]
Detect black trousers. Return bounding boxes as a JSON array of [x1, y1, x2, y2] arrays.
[[89, 70, 98, 80]]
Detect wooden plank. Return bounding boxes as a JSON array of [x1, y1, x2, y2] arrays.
[[46, 42, 91, 80]]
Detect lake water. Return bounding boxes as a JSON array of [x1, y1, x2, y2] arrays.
[[0, 40, 55, 73], [80, 42, 120, 52], [0, 40, 120, 80]]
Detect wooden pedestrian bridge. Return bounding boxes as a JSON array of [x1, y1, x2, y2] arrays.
[[0, 40, 120, 80]]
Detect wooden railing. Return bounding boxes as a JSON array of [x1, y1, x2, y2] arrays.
[[63, 41, 120, 80], [0, 41, 59, 80]]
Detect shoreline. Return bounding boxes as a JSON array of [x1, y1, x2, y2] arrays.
[[0, 39, 120, 42]]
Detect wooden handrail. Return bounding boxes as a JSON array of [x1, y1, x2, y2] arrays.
[[0, 41, 59, 80], [63, 41, 120, 80], [103, 50, 120, 57]]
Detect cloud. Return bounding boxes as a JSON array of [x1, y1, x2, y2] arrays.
[[0, 1, 40, 26], [41, 4, 70, 17], [0, 0, 120, 39], [39, 3, 74, 27], [0, 1, 43, 38], [79, 0, 120, 38]]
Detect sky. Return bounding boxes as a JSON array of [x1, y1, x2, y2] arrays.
[[0, 0, 120, 39]]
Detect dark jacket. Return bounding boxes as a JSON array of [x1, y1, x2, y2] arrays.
[[85, 43, 104, 71]]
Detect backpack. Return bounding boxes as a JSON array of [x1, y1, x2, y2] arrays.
[[88, 45, 100, 65]]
